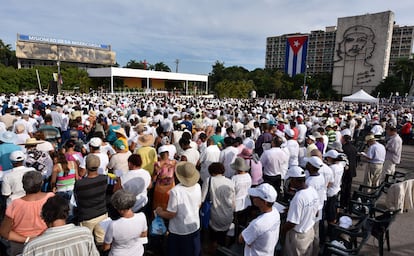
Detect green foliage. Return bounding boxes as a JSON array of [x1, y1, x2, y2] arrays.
[[0, 65, 20, 93], [152, 62, 171, 72], [373, 76, 405, 98], [215, 80, 255, 98], [0, 40, 17, 68]]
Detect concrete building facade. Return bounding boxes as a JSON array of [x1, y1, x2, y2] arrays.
[[265, 11, 414, 95]]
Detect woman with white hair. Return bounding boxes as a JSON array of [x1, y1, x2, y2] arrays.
[[103, 190, 148, 256]]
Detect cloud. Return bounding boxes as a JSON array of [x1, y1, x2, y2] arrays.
[[1, 0, 413, 74]]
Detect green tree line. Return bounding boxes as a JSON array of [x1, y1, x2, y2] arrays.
[[1, 37, 413, 98]]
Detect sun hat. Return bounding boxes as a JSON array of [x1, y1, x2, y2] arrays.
[[88, 110, 97, 117], [365, 134, 376, 142], [230, 157, 250, 172], [0, 131, 17, 144], [89, 137, 102, 148], [285, 166, 306, 179], [19, 137, 45, 146], [330, 141, 343, 152], [138, 134, 155, 147], [9, 150, 26, 162], [86, 154, 100, 171], [323, 149, 339, 159], [175, 162, 200, 187], [248, 183, 277, 203], [114, 127, 127, 138], [340, 129, 352, 137], [304, 156, 323, 169], [313, 132, 323, 139], [238, 148, 253, 159], [133, 124, 146, 133], [158, 145, 169, 154]]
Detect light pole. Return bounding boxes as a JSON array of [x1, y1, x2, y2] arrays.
[[303, 64, 309, 100]]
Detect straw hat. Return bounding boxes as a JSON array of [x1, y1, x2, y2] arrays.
[[230, 157, 250, 172], [137, 134, 155, 147], [114, 127, 127, 139], [175, 162, 200, 187], [19, 137, 45, 146]]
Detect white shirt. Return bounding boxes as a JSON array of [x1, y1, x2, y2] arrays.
[[231, 173, 252, 212], [366, 142, 386, 164], [202, 176, 235, 231], [181, 147, 200, 166], [167, 183, 202, 235], [199, 145, 221, 182], [2, 166, 36, 206], [260, 147, 289, 178], [287, 186, 319, 233], [327, 163, 344, 197], [306, 174, 326, 221], [242, 208, 280, 256], [286, 139, 299, 167], [121, 168, 152, 212], [219, 146, 239, 178]]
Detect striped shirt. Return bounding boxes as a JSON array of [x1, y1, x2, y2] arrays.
[[22, 224, 99, 256]]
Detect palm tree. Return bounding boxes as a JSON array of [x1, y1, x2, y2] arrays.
[[153, 62, 171, 72], [0, 39, 16, 67]]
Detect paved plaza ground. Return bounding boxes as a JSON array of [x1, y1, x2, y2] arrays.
[[358, 144, 414, 256]]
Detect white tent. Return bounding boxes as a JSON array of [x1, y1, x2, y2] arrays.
[[342, 89, 379, 103]]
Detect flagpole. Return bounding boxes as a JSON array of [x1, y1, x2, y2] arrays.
[[303, 64, 309, 100]]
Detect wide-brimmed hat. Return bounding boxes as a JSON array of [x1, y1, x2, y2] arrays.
[[19, 137, 45, 146], [230, 157, 250, 172], [138, 134, 154, 147], [0, 131, 17, 144], [330, 141, 343, 152], [133, 124, 146, 133], [175, 162, 200, 187], [114, 127, 127, 138], [365, 134, 376, 142], [88, 110, 97, 117], [238, 148, 253, 159]]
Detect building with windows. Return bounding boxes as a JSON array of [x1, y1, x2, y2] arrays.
[[265, 11, 414, 94]]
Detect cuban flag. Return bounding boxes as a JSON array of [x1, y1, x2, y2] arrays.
[[285, 35, 308, 77]]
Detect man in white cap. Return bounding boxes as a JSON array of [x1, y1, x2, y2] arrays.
[[282, 166, 320, 256], [360, 134, 385, 187], [285, 129, 299, 168], [1, 151, 35, 206], [239, 183, 280, 256]]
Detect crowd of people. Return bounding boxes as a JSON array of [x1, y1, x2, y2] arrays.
[[0, 92, 408, 255]]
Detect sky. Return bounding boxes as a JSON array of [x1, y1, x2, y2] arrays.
[[1, 0, 413, 75]]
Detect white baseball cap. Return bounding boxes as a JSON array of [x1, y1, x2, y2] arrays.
[[323, 149, 339, 159], [9, 150, 26, 162], [248, 183, 277, 203], [285, 129, 295, 138], [89, 137, 102, 148], [304, 156, 323, 169], [285, 166, 306, 179]]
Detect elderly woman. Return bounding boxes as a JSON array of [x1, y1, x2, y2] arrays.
[[201, 162, 235, 253], [103, 190, 148, 256], [0, 171, 54, 256]]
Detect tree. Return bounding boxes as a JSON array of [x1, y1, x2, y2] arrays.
[[215, 80, 255, 98], [124, 59, 147, 69], [209, 61, 226, 93], [153, 62, 171, 72], [0, 39, 17, 68]]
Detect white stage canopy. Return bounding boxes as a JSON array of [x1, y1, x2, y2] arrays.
[[87, 67, 208, 94], [342, 89, 379, 104]]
